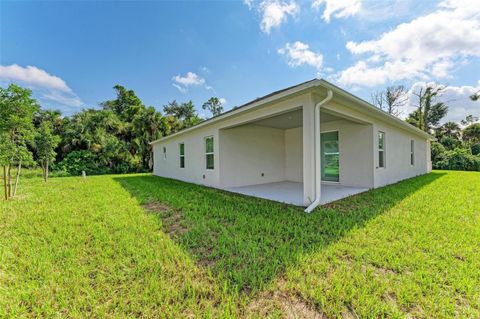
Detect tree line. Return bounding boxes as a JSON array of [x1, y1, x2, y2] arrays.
[[0, 83, 224, 199], [371, 84, 480, 171]]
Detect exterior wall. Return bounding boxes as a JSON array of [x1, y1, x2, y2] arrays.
[[219, 124, 285, 188], [283, 120, 374, 188], [323, 101, 430, 188], [285, 127, 303, 183], [152, 125, 220, 187], [153, 94, 310, 189], [320, 120, 374, 188], [373, 122, 429, 188], [152, 89, 432, 206]]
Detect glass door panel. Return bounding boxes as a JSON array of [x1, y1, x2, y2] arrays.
[[321, 131, 339, 182]]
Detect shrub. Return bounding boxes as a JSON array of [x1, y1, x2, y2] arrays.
[[58, 150, 108, 176], [435, 148, 480, 171], [471, 144, 480, 156], [431, 142, 447, 165]]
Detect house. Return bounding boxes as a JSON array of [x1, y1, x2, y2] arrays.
[[151, 79, 433, 212]]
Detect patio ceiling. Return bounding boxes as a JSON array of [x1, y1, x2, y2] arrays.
[[252, 109, 347, 130]]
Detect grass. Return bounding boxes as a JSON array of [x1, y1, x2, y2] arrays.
[[1, 170, 479, 318]]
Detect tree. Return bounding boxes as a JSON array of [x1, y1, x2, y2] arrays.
[[132, 106, 168, 168], [202, 97, 224, 117], [371, 85, 407, 116], [462, 123, 480, 145], [0, 84, 39, 199], [163, 100, 201, 128], [406, 84, 448, 133], [461, 115, 479, 126], [434, 122, 462, 150], [101, 85, 143, 121], [35, 122, 61, 182], [436, 121, 461, 140], [470, 91, 480, 101]]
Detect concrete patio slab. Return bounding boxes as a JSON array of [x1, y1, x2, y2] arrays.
[[226, 181, 368, 206]]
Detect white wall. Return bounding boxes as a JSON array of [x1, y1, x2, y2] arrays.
[[285, 127, 303, 183], [152, 90, 431, 205], [373, 122, 429, 187], [219, 124, 286, 187], [320, 120, 375, 188], [152, 126, 220, 187]]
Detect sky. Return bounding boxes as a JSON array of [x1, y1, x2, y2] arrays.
[[0, 0, 479, 123]]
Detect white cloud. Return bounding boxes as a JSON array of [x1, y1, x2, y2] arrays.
[[219, 97, 227, 105], [172, 72, 205, 86], [243, 0, 254, 10], [41, 91, 83, 108], [172, 83, 187, 94], [0, 64, 72, 93], [0, 64, 83, 111], [278, 41, 323, 70], [259, 0, 299, 34], [402, 81, 480, 124], [312, 0, 361, 22], [338, 0, 480, 86], [172, 72, 208, 93]]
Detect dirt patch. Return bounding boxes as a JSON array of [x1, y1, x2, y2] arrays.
[[247, 290, 326, 319], [142, 201, 171, 213], [141, 201, 188, 238]]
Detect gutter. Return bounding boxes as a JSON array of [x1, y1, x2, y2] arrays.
[[305, 89, 333, 213]]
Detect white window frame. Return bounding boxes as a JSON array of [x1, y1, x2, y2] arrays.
[[205, 136, 214, 170], [378, 131, 386, 169], [410, 140, 415, 166], [163, 146, 167, 160], [179, 143, 185, 168]]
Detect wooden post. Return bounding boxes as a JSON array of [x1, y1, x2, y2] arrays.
[[45, 160, 49, 182], [7, 165, 11, 198], [3, 166, 7, 200], [13, 161, 21, 197]]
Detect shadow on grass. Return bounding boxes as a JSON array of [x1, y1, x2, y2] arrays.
[[114, 172, 444, 295]]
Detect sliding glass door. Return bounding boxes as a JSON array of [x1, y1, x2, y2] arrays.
[[321, 131, 339, 182]]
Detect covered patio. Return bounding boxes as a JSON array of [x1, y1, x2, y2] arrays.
[[226, 182, 368, 206], [218, 105, 374, 207]]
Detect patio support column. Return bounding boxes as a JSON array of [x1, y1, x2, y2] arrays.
[[302, 94, 316, 206]]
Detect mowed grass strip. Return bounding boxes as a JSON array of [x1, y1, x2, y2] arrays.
[[1, 170, 479, 318]]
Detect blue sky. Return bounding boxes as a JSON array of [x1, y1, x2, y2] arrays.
[[1, 0, 479, 122]]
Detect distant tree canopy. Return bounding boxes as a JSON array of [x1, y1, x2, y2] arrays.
[[0, 83, 232, 186]]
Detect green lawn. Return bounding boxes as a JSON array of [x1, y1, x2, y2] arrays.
[[1, 171, 479, 318]]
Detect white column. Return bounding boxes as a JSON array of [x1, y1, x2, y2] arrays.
[[302, 94, 316, 206]]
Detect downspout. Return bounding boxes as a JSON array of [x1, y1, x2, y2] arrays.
[[305, 89, 333, 213]]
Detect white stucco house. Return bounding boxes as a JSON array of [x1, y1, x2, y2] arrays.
[[151, 79, 433, 212]]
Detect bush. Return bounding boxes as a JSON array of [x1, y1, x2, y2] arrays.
[[58, 150, 108, 176], [435, 148, 480, 171], [431, 142, 447, 165], [471, 143, 480, 156]]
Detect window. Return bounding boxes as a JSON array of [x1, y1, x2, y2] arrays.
[[179, 143, 185, 168], [410, 140, 415, 166], [163, 146, 166, 160], [378, 131, 385, 168], [205, 136, 214, 170]]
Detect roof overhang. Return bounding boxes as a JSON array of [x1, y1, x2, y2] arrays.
[[150, 79, 434, 144]]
